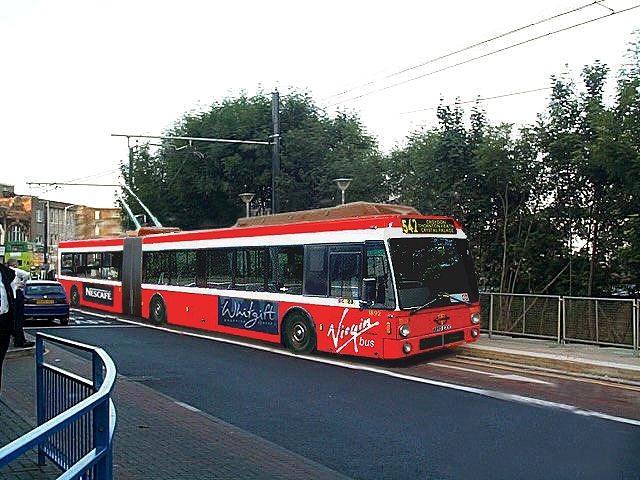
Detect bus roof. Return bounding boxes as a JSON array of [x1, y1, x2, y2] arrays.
[[59, 202, 463, 248], [233, 202, 421, 228]]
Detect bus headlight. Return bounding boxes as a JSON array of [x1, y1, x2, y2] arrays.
[[402, 342, 412, 354], [471, 328, 479, 338], [399, 324, 410, 337], [471, 312, 481, 324]]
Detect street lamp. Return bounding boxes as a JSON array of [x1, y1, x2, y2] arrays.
[[239, 193, 255, 218], [63, 205, 76, 240], [333, 178, 352, 205]]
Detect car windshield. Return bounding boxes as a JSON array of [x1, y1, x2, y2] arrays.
[[26, 284, 65, 296], [389, 237, 479, 309]]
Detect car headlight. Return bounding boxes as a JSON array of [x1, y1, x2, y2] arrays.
[[399, 324, 410, 337], [471, 312, 481, 324]]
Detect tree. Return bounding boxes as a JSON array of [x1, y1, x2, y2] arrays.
[[121, 90, 385, 229]]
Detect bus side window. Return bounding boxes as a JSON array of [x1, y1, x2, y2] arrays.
[[234, 247, 268, 292], [61, 253, 74, 276], [206, 248, 232, 289], [143, 251, 169, 285], [272, 246, 303, 294], [329, 247, 362, 300], [74, 253, 87, 277], [303, 246, 328, 296]]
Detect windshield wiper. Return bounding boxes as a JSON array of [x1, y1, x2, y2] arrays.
[[409, 291, 471, 315]]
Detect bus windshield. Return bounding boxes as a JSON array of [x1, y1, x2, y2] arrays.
[[389, 237, 479, 310]]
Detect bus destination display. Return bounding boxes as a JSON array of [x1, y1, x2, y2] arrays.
[[401, 218, 456, 235]]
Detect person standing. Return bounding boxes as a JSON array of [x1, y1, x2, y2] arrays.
[[9, 260, 33, 348], [0, 259, 17, 391]]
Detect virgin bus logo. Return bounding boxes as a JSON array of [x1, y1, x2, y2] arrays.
[[433, 313, 452, 333], [218, 297, 279, 334], [327, 308, 379, 354], [83, 283, 114, 306]]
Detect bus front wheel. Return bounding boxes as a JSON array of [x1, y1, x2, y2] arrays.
[[283, 310, 316, 354], [149, 294, 167, 324]]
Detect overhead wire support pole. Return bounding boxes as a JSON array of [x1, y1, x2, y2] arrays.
[[111, 134, 271, 146], [271, 90, 280, 214]]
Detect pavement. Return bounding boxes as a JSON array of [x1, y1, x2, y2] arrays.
[[1, 334, 639, 479]]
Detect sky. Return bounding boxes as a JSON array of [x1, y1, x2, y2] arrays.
[[0, 0, 638, 208]]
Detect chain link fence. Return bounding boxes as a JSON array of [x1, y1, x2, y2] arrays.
[[480, 292, 639, 354]]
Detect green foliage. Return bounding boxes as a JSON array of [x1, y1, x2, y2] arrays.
[[120, 90, 387, 229], [120, 33, 640, 297]]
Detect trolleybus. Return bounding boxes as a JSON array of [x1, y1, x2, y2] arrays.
[[57, 202, 480, 359]]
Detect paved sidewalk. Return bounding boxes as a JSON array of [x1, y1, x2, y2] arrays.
[[1, 335, 639, 479], [458, 335, 640, 384], [0, 343, 350, 480]]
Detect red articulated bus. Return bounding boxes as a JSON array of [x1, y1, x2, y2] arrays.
[[57, 202, 481, 359]]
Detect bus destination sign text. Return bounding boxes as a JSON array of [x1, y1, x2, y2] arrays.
[[401, 218, 456, 235]]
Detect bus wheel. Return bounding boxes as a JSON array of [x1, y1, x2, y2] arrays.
[[283, 310, 316, 354], [70, 286, 80, 308], [149, 294, 167, 324]]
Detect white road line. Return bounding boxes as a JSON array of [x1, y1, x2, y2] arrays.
[[174, 401, 202, 413], [429, 361, 556, 385], [75, 309, 640, 427]]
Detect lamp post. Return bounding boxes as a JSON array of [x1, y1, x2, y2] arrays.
[[63, 205, 76, 240], [333, 178, 352, 205], [239, 193, 255, 218]]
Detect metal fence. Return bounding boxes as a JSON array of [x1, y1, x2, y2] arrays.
[[480, 292, 639, 354], [0, 333, 117, 479]]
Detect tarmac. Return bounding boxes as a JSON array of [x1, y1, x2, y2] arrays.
[[1, 334, 639, 479]]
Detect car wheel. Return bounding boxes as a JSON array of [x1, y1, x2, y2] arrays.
[[283, 310, 316, 354], [70, 285, 80, 307], [60, 317, 69, 326], [149, 294, 167, 324]]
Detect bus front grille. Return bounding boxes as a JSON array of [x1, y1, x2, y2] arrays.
[[419, 331, 465, 350]]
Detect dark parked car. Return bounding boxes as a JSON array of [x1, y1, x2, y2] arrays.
[[23, 280, 70, 325]]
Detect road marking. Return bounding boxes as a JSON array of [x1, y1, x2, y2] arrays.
[[429, 361, 555, 385], [175, 401, 202, 413], [452, 356, 640, 392], [75, 308, 640, 427]]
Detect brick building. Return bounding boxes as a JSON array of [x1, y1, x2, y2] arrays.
[[0, 183, 125, 271]]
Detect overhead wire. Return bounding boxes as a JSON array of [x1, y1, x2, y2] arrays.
[[399, 87, 553, 115], [323, 2, 640, 108], [325, 0, 607, 102]]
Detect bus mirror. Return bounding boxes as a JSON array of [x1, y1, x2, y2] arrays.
[[363, 278, 376, 303]]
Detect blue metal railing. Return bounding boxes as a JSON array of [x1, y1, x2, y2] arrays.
[[0, 333, 117, 479]]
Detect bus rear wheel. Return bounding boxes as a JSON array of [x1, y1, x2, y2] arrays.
[[283, 310, 316, 354], [70, 285, 80, 308], [149, 294, 167, 324]]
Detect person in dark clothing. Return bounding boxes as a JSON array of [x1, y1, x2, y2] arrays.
[[0, 260, 17, 391], [8, 260, 33, 348]]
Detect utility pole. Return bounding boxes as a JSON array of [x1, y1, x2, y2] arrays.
[[43, 201, 49, 270], [128, 136, 133, 188], [271, 90, 280, 214]]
